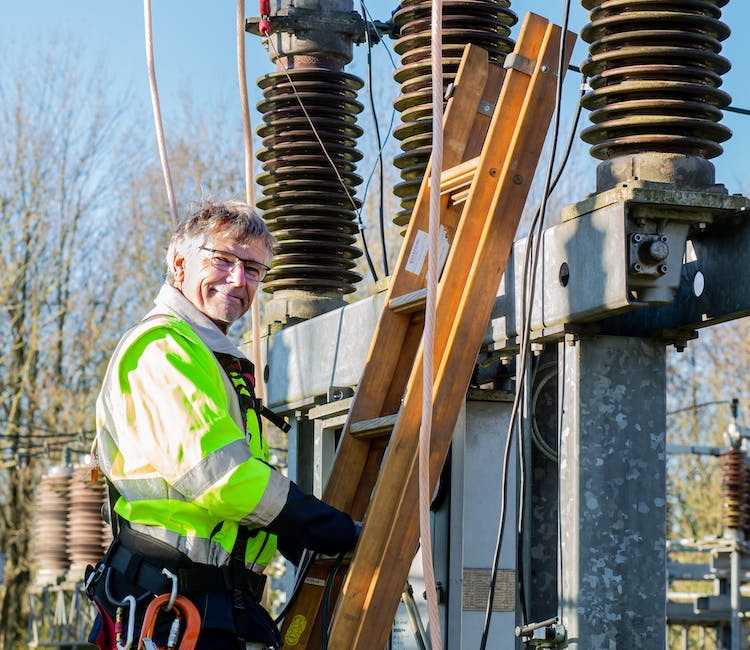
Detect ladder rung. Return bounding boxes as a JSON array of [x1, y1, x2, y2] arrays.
[[427, 156, 480, 196], [389, 288, 427, 314], [349, 414, 398, 439]]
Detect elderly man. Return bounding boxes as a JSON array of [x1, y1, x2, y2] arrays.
[[87, 201, 358, 649]]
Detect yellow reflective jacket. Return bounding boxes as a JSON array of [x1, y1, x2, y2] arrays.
[[96, 284, 289, 570]]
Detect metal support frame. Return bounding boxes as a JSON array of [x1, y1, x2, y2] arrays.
[[558, 334, 667, 648], [491, 187, 750, 351]]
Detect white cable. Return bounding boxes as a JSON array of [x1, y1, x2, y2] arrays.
[[419, 0, 443, 647], [236, 0, 265, 401], [143, 0, 178, 230]]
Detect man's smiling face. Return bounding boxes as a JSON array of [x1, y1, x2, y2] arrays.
[[173, 233, 267, 333]]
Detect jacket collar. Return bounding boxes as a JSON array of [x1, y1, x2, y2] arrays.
[[149, 284, 246, 357]]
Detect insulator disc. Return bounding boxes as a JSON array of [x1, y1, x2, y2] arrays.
[[391, 0, 517, 227], [256, 67, 365, 296], [580, 0, 732, 161], [67, 475, 107, 575], [33, 469, 73, 581], [721, 448, 747, 531]]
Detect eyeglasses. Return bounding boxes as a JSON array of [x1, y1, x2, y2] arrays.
[[199, 246, 270, 282]]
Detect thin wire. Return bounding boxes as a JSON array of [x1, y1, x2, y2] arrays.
[[418, 0, 443, 647], [237, 0, 266, 401], [143, 0, 178, 230], [360, 0, 389, 277], [667, 399, 735, 415], [360, 0, 399, 71], [0, 418, 95, 437], [263, 37, 379, 282], [480, 3, 573, 645]]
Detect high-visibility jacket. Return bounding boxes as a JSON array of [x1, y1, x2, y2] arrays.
[[96, 285, 291, 570]]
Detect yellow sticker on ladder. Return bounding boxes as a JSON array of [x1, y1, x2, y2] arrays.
[[284, 615, 307, 646]]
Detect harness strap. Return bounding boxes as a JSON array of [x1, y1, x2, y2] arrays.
[[105, 535, 266, 603]]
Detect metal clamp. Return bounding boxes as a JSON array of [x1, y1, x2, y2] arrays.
[[515, 617, 567, 647]]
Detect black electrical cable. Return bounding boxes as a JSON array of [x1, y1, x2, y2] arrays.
[[479, 2, 573, 646], [321, 552, 346, 650], [274, 550, 319, 626], [360, 0, 389, 278], [0, 417, 95, 437], [667, 399, 735, 416]]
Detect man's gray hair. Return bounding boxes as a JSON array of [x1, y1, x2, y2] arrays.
[[165, 200, 275, 285]]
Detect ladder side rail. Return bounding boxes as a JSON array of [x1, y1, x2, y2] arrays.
[[279, 45, 496, 650], [343, 44, 494, 432], [329, 15, 575, 650], [321, 45, 495, 517]]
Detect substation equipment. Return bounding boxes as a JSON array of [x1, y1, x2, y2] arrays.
[[23, 0, 750, 648], [246, 0, 750, 648]]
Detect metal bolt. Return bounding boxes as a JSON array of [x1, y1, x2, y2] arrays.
[[513, 174, 523, 184], [658, 264, 668, 274], [540, 64, 549, 73], [632, 233, 643, 243], [647, 240, 669, 262], [632, 262, 642, 273], [489, 168, 497, 177]]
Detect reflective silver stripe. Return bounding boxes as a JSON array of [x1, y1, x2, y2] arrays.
[[128, 523, 267, 571], [129, 523, 230, 566], [239, 470, 290, 528], [112, 476, 187, 503], [173, 438, 252, 499]]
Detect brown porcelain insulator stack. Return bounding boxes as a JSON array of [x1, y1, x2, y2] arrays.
[[720, 447, 747, 532], [391, 0, 517, 226], [67, 471, 108, 577], [256, 69, 365, 299], [580, 0, 732, 164], [33, 467, 72, 584]]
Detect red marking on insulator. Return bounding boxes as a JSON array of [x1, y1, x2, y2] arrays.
[[259, 0, 271, 35]]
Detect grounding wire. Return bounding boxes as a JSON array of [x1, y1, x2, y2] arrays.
[[263, 37, 379, 283], [360, 0, 389, 278], [480, 2, 573, 645]]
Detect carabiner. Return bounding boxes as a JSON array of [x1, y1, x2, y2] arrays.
[[115, 595, 136, 650], [138, 593, 201, 650], [162, 568, 178, 612]]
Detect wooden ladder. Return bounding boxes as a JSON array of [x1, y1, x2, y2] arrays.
[[280, 13, 575, 650]]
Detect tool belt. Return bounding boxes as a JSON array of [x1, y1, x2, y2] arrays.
[[103, 525, 266, 603]]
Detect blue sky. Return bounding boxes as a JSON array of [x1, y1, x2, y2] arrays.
[[4, 1, 750, 194]]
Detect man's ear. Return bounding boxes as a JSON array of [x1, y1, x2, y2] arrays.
[[172, 253, 185, 286]]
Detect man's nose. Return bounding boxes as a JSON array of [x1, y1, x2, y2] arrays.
[[226, 262, 246, 285]]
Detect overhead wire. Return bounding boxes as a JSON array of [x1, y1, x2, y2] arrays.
[[360, 0, 389, 277], [143, 0, 179, 230], [417, 0, 443, 647], [237, 0, 266, 402], [480, 2, 576, 646]]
